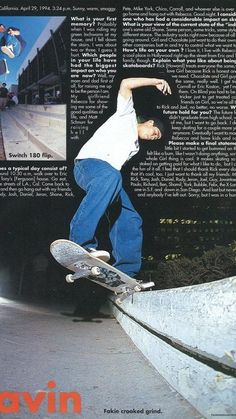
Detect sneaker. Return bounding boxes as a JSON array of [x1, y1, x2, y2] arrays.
[[1, 45, 15, 59], [87, 248, 110, 262]]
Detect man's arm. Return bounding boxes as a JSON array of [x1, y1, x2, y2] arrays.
[[8, 27, 20, 36], [119, 77, 172, 99]]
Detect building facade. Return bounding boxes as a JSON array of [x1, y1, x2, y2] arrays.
[[18, 17, 68, 105]]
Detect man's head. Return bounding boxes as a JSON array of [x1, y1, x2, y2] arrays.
[[137, 116, 164, 141], [2, 83, 6, 87]]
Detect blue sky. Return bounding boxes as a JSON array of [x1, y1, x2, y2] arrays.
[[0, 16, 51, 88]]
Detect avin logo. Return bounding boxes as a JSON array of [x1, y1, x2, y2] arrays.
[[0, 381, 82, 414]]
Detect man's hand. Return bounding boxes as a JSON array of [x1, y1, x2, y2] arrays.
[[155, 79, 172, 95], [8, 28, 20, 36], [119, 77, 172, 99]]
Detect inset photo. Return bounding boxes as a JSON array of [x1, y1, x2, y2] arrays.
[[0, 16, 67, 161]]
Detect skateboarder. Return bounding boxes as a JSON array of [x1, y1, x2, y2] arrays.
[[70, 77, 171, 278], [0, 25, 26, 59], [0, 24, 26, 75]]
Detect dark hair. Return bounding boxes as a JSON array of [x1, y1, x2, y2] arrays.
[[137, 115, 165, 137], [7, 27, 20, 31]]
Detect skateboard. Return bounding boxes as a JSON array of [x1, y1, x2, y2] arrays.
[[0, 59, 9, 75], [50, 239, 154, 303]]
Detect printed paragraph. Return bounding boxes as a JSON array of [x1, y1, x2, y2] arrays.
[[71, 10, 117, 138], [0, 166, 73, 198]]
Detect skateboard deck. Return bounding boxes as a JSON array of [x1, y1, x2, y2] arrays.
[[0, 59, 9, 75], [50, 239, 154, 303]]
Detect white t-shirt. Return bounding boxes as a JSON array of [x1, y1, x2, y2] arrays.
[[76, 94, 139, 170], [12, 95, 19, 105]]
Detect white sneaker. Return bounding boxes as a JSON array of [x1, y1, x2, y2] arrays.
[[87, 248, 110, 262], [1, 45, 15, 59]]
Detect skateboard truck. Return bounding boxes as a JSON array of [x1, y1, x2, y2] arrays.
[[66, 265, 101, 283], [115, 281, 154, 304]]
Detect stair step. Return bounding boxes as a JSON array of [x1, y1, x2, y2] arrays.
[[18, 104, 66, 115], [13, 105, 66, 132], [1, 110, 66, 161]]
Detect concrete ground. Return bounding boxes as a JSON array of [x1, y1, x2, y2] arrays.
[[0, 297, 202, 419]]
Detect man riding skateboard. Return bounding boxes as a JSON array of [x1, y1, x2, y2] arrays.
[[0, 24, 26, 75], [70, 77, 171, 278], [0, 24, 26, 58]]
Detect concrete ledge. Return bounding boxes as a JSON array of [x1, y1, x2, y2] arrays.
[[108, 276, 236, 419]]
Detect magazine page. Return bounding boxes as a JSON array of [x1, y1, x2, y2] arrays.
[[0, 0, 235, 418]]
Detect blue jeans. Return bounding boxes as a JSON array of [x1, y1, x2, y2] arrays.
[[69, 159, 143, 277]]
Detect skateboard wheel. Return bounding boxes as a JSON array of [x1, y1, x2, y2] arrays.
[[91, 266, 101, 276], [134, 285, 142, 292], [66, 274, 75, 283]]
